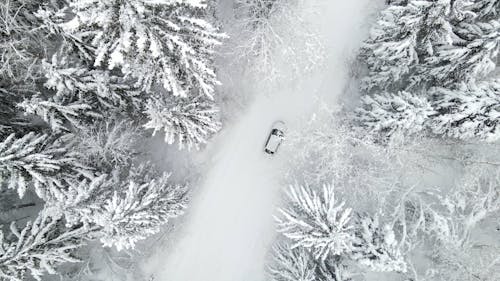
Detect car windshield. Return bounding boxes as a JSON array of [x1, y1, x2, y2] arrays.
[[272, 129, 283, 136]]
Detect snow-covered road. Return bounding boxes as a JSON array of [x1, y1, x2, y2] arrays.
[[143, 1, 374, 280]]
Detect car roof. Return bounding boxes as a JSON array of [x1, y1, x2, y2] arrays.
[[266, 133, 282, 150]]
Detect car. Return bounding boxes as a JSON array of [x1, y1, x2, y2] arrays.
[[264, 121, 286, 155]]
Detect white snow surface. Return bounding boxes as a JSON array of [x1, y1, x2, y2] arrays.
[[142, 1, 375, 280]]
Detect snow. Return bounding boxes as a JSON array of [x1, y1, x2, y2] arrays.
[[142, 0, 375, 280]]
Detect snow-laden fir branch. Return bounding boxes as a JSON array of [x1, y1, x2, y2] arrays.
[[61, 0, 224, 97], [276, 183, 354, 260], [351, 215, 406, 272], [0, 211, 88, 281], [0, 132, 92, 198], [0, 0, 47, 81], [44, 169, 188, 250], [430, 78, 500, 142], [356, 79, 500, 142], [360, 0, 499, 92], [268, 242, 317, 281], [144, 95, 221, 150], [276, 183, 407, 273], [18, 97, 97, 133], [356, 91, 435, 138], [359, 0, 454, 91], [41, 57, 143, 115]]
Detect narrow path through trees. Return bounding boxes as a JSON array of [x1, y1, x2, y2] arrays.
[[143, 1, 373, 280]]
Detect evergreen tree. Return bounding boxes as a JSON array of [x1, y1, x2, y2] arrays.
[[269, 241, 355, 281], [0, 0, 48, 82], [358, 0, 500, 142], [356, 91, 435, 138], [44, 167, 188, 251], [274, 183, 407, 280], [268, 242, 318, 281], [424, 0, 499, 86], [0, 211, 87, 281], [93, 172, 187, 250], [351, 215, 406, 272], [360, 0, 454, 91], [63, 0, 224, 97], [429, 78, 500, 142], [31, 1, 224, 147], [276, 184, 354, 261], [1, 1, 218, 279], [17, 56, 143, 133], [41, 56, 143, 116], [144, 95, 221, 150], [0, 132, 92, 199]]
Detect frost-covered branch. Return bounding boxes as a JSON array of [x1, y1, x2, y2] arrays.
[[0, 211, 88, 281], [276, 183, 354, 260], [0, 132, 91, 198], [232, 0, 323, 81], [74, 121, 140, 169], [0, 0, 47, 81], [144, 95, 221, 150], [268, 242, 317, 281], [430, 79, 500, 142], [356, 91, 435, 138], [63, 0, 224, 97], [45, 168, 188, 251]]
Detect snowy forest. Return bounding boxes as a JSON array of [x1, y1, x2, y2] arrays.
[[0, 1, 498, 281]]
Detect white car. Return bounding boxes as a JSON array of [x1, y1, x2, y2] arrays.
[[264, 121, 286, 155]]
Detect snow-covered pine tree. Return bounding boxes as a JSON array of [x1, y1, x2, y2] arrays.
[[17, 55, 144, 133], [429, 78, 500, 142], [35, 2, 95, 63], [361, 0, 498, 91], [34, 0, 224, 148], [41, 56, 143, 117], [0, 0, 49, 82], [358, 0, 499, 141], [269, 240, 355, 281], [0, 211, 88, 281], [0, 132, 91, 199], [95, 172, 187, 250], [276, 183, 407, 277], [144, 94, 221, 150], [359, 0, 454, 91], [2, 0, 211, 278], [276, 183, 354, 261], [44, 166, 188, 251], [351, 215, 407, 272], [356, 91, 435, 138], [17, 96, 97, 133], [64, 0, 223, 97], [268, 242, 317, 281], [424, 0, 500, 86]]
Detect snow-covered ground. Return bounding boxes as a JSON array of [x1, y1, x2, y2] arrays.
[[142, 1, 374, 280]]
